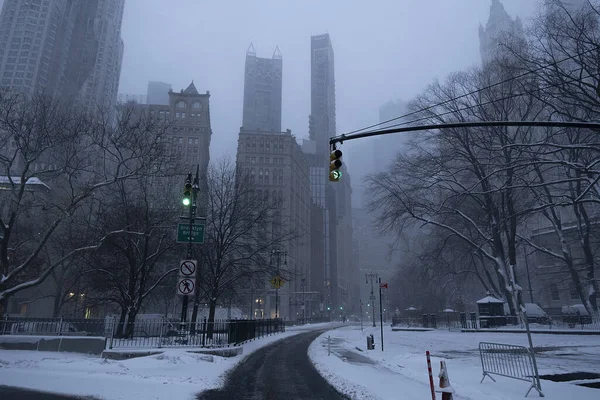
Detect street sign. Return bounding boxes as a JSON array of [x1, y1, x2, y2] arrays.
[[177, 277, 195, 295], [179, 259, 197, 277], [270, 275, 285, 289], [177, 223, 205, 244], [380, 282, 388, 289]]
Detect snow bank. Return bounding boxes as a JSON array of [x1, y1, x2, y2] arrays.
[[310, 325, 600, 399], [0, 327, 314, 399]]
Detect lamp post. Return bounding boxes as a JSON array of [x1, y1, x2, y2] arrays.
[[366, 272, 379, 327]]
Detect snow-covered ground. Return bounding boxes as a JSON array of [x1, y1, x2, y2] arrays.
[[310, 324, 600, 400], [0, 322, 335, 400]]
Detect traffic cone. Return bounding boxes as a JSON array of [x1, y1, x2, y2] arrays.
[[438, 360, 455, 400]]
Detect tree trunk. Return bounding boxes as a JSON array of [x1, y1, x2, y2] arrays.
[[207, 298, 217, 339], [52, 288, 63, 318], [116, 308, 127, 337], [124, 309, 138, 339]]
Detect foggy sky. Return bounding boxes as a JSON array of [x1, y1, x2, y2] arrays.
[[119, 0, 539, 181]]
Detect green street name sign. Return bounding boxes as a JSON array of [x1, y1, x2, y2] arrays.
[[177, 223, 205, 244]]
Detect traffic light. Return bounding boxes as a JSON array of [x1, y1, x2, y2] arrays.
[[329, 149, 342, 182], [182, 173, 192, 206]]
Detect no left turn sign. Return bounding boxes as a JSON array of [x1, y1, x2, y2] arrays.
[[179, 259, 197, 276]]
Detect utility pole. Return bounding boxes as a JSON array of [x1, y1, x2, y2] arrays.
[[366, 272, 378, 327]]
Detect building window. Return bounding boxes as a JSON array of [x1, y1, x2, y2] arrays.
[[192, 102, 201, 109], [176, 112, 180, 118], [177, 101, 186, 108], [194, 138, 199, 144], [570, 285, 579, 300], [188, 138, 193, 144], [550, 284, 560, 301], [182, 112, 186, 118]]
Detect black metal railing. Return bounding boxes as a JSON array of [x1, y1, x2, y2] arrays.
[[1, 317, 108, 336], [106, 317, 285, 349]]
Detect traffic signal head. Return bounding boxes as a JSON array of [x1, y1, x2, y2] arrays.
[[329, 149, 342, 182], [183, 174, 192, 206]]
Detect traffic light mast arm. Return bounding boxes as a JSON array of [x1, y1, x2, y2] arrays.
[[328, 121, 600, 146]]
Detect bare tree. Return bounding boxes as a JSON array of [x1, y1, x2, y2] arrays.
[[84, 177, 179, 338], [191, 159, 295, 332], [0, 92, 172, 315]]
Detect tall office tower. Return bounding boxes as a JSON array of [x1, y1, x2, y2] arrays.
[[147, 81, 172, 105], [74, 0, 125, 112], [310, 34, 336, 154], [306, 33, 355, 316], [242, 43, 283, 132], [0, 0, 124, 110]]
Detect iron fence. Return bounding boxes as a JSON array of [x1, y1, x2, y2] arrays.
[[479, 341, 544, 397], [1, 316, 286, 349], [1, 317, 107, 336], [391, 311, 600, 331], [106, 318, 284, 349]]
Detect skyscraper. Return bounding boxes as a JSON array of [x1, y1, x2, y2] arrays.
[[242, 43, 283, 132], [74, 0, 125, 112], [478, 0, 524, 65], [306, 33, 356, 315], [310, 34, 336, 154], [147, 81, 172, 105], [0, 0, 125, 111]]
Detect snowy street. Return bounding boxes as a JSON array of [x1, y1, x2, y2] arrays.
[[0, 323, 337, 400], [197, 329, 345, 399], [309, 324, 600, 399]]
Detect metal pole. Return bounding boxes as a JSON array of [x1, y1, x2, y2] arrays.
[[275, 251, 279, 319], [379, 278, 384, 351], [302, 277, 306, 324], [360, 299, 364, 331], [250, 286, 254, 320], [524, 249, 534, 304]]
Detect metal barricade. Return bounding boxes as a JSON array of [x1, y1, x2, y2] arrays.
[[479, 342, 544, 397]]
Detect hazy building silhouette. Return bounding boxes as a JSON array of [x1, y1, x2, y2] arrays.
[[478, 0, 524, 65], [306, 33, 357, 316], [147, 81, 172, 105], [242, 43, 282, 132], [0, 0, 124, 111]]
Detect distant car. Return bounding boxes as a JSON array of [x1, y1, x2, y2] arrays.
[[524, 303, 551, 324], [562, 304, 593, 326]]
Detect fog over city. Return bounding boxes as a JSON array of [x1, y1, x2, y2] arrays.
[[118, 0, 538, 202], [1, 1, 600, 398]]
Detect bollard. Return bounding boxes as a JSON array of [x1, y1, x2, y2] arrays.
[[426, 351, 436, 400], [328, 335, 331, 356]]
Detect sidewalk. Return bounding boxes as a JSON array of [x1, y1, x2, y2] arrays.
[[308, 325, 600, 400]]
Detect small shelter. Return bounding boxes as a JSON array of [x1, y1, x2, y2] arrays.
[[476, 295, 506, 327]]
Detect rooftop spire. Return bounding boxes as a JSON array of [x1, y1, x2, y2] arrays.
[[273, 46, 282, 59], [246, 42, 256, 57], [183, 81, 199, 95]]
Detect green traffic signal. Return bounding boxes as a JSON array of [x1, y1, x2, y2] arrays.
[[182, 197, 191, 206]]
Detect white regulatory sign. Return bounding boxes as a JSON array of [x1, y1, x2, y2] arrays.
[[177, 277, 195, 295], [179, 259, 197, 277]]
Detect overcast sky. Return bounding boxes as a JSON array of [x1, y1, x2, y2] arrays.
[[118, 0, 539, 174]]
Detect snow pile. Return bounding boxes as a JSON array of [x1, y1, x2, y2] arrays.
[[0, 325, 328, 400], [309, 325, 600, 400]]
